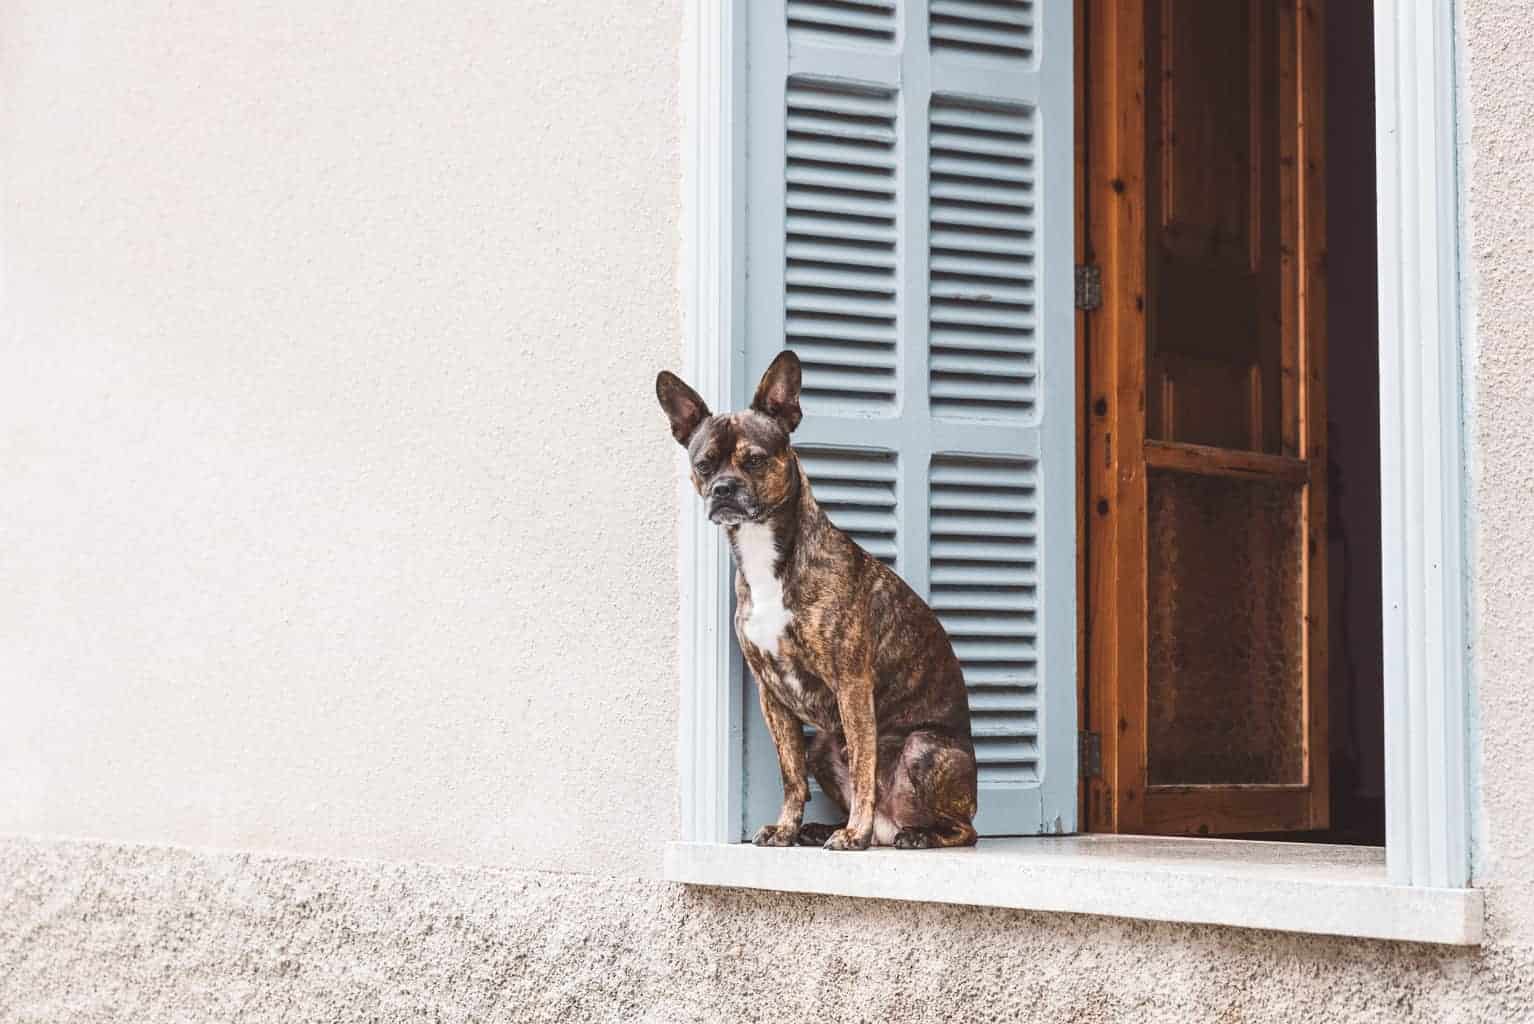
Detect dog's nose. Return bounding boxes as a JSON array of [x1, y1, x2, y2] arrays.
[[711, 478, 740, 500]]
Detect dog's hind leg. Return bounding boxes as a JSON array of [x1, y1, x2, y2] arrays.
[[888, 730, 978, 849]]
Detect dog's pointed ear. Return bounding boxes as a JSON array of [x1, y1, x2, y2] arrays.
[[751, 350, 802, 434], [656, 371, 711, 447]]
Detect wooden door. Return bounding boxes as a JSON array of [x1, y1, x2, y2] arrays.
[[1082, 0, 1328, 835]]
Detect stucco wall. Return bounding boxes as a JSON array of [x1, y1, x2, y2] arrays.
[[1461, 0, 1534, 954], [4, 836, 1531, 1024], [5, 0, 1534, 1021], [0, 1, 683, 876]]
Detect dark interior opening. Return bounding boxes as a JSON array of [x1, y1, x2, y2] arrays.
[[1232, 0, 1384, 846]]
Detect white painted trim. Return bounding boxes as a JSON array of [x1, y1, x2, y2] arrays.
[[1374, 0, 1471, 888], [664, 837, 1483, 946], [678, 0, 746, 843]]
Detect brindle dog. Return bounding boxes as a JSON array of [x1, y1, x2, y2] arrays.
[[657, 351, 978, 851]]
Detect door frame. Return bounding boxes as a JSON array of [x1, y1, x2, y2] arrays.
[[679, 0, 1471, 891]]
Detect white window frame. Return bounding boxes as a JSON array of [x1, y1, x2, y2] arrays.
[[669, 0, 1477, 940]]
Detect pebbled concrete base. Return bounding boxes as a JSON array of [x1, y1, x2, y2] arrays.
[[1, 835, 1529, 1023]]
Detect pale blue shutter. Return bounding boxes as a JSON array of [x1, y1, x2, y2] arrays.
[[741, 0, 1075, 837]]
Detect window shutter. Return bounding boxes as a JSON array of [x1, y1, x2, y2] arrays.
[[741, 0, 1075, 837]]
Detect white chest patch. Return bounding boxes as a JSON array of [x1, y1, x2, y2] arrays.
[[736, 522, 793, 656]]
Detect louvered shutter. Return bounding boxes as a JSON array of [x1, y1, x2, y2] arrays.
[[740, 0, 1075, 837]]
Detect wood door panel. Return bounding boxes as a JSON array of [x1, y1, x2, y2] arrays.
[[1145, 467, 1307, 787], [1148, 0, 1282, 457], [1083, 0, 1328, 836], [1159, 0, 1258, 267], [1140, 786, 1316, 835], [1155, 353, 1263, 451]]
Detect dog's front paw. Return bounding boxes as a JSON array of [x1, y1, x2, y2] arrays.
[[752, 825, 799, 847], [822, 827, 871, 852]]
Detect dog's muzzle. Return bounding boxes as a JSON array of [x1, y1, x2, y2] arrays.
[[707, 498, 759, 525]]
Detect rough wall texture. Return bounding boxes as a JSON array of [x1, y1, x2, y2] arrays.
[[1461, 0, 1534, 955], [0, 0, 683, 876], [1, 837, 1530, 1024]]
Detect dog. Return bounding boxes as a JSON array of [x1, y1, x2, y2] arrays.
[[656, 350, 978, 851]]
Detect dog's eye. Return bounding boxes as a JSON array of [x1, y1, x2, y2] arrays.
[[694, 459, 715, 476], [744, 453, 768, 472]]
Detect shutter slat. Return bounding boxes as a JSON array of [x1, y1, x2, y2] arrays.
[[929, 102, 1036, 134], [789, 113, 899, 145], [788, 163, 898, 194], [812, 483, 897, 507], [930, 0, 1036, 62], [786, 290, 897, 318], [930, 563, 1038, 587], [930, 0, 1032, 29], [791, 234, 895, 262], [932, 541, 1035, 563], [786, 314, 898, 344], [788, 192, 898, 220], [930, 348, 1036, 377], [786, 82, 899, 118], [798, 364, 897, 395], [931, 589, 1037, 611], [930, 374, 1035, 403], [965, 664, 1038, 687], [787, 138, 900, 169], [929, 250, 1032, 277], [930, 155, 1034, 186], [929, 512, 1034, 538], [932, 208, 1034, 234], [788, 0, 898, 42], [930, 489, 1035, 514], [930, 459, 1033, 486], [786, 264, 898, 293], [930, 179, 1035, 208], [932, 21, 1033, 53], [930, 279, 1035, 304], [929, 301, 1034, 329], [829, 508, 900, 532], [930, 227, 1033, 257], [967, 688, 1037, 710], [953, 639, 1039, 660], [930, 130, 1035, 162], [941, 616, 1037, 639], [798, 450, 901, 480], [930, 324, 1037, 351], [785, 338, 899, 369]]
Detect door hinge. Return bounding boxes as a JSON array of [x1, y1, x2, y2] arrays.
[[1079, 730, 1102, 778], [1075, 264, 1102, 312]]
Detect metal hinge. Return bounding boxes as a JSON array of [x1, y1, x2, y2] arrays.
[[1075, 264, 1102, 312], [1079, 730, 1102, 778]]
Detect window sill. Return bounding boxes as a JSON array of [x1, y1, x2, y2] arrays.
[[663, 834, 1482, 946]]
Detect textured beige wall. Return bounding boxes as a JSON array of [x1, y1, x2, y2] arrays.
[[1461, 0, 1534, 952], [5, 836, 1533, 1024], [0, 0, 683, 876]]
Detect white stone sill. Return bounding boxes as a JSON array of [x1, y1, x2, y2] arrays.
[[664, 834, 1483, 946]]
